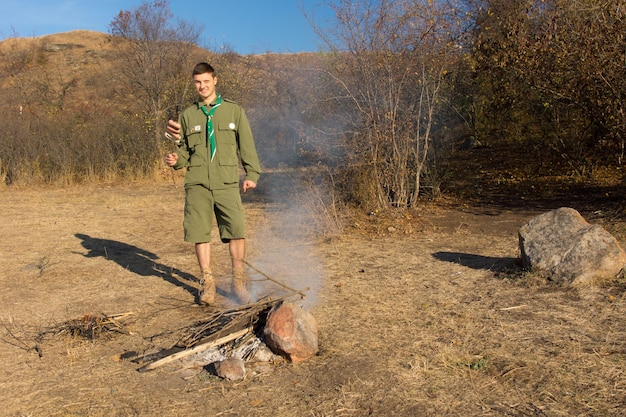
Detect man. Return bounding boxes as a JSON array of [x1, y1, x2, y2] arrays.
[[165, 62, 261, 305]]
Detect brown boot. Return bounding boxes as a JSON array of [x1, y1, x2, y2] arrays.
[[199, 271, 216, 305], [231, 271, 251, 304]]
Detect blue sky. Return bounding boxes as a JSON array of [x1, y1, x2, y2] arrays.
[[0, 0, 334, 54]]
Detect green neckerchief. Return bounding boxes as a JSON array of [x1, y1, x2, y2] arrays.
[[200, 94, 222, 162]]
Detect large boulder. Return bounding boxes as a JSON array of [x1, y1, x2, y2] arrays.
[[263, 301, 319, 363], [518, 207, 626, 285]]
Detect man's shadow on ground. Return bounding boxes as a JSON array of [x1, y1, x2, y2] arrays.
[[432, 252, 520, 273], [75, 233, 198, 297]]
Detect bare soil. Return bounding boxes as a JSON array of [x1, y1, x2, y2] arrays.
[[1, 171, 626, 417]]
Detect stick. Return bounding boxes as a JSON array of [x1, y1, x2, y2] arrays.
[[242, 259, 309, 299], [498, 305, 528, 311], [137, 327, 251, 372]]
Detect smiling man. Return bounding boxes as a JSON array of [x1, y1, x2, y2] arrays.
[[164, 62, 261, 306]]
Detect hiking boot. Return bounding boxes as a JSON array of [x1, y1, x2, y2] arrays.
[[231, 271, 251, 304], [199, 271, 216, 305]]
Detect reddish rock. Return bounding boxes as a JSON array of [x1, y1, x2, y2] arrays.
[[263, 302, 319, 363]]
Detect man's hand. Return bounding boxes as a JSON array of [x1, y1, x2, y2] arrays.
[[166, 119, 181, 140], [242, 180, 257, 192], [165, 153, 178, 167], [164, 120, 181, 167]]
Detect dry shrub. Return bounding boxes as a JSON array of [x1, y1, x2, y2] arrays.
[[1, 107, 159, 186], [333, 162, 381, 211]]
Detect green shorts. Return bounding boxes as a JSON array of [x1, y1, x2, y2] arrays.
[[183, 185, 245, 243]]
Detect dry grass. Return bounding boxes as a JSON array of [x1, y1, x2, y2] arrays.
[[0, 177, 625, 416]]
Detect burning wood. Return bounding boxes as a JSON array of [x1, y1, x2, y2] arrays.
[[137, 327, 252, 372], [132, 295, 295, 372]]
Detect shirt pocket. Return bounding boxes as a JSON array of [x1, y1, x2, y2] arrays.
[[186, 130, 206, 165], [186, 128, 204, 147], [217, 121, 238, 164]]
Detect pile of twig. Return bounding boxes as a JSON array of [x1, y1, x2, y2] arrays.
[[41, 312, 134, 340]]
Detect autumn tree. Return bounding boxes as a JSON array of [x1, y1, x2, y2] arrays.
[[468, 0, 626, 176], [311, 0, 465, 209], [109, 0, 204, 150]]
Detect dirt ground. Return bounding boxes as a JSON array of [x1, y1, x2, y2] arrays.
[[1, 173, 625, 417]]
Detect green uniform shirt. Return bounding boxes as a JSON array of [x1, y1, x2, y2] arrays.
[[172, 96, 261, 189]]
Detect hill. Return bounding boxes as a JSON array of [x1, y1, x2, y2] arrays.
[[0, 30, 119, 85]]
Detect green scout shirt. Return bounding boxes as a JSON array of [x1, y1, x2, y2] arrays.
[[172, 96, 261, 190]]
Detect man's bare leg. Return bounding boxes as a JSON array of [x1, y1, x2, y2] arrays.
[[229, 238, 250, 303], [195, 242, 215, 304], [229, 238, 245, 274], [195, 242, 211, 273]]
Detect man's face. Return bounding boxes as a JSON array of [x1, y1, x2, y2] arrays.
[[193, 72, 217, 102]]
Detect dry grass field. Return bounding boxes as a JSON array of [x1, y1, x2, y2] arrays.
[[1, 168, 625, 417]]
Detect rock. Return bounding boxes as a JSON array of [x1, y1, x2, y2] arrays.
[[213, 357, 246, 381], [263, 301, 319, 363], [251, 345, 277, 362], [518, 207, 626, 285]]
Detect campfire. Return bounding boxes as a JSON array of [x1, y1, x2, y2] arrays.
[[131, 262, 319, 376], [133, 295, 283, 373]]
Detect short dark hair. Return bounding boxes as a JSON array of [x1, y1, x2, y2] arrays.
[[192, 62, 216, 77]]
